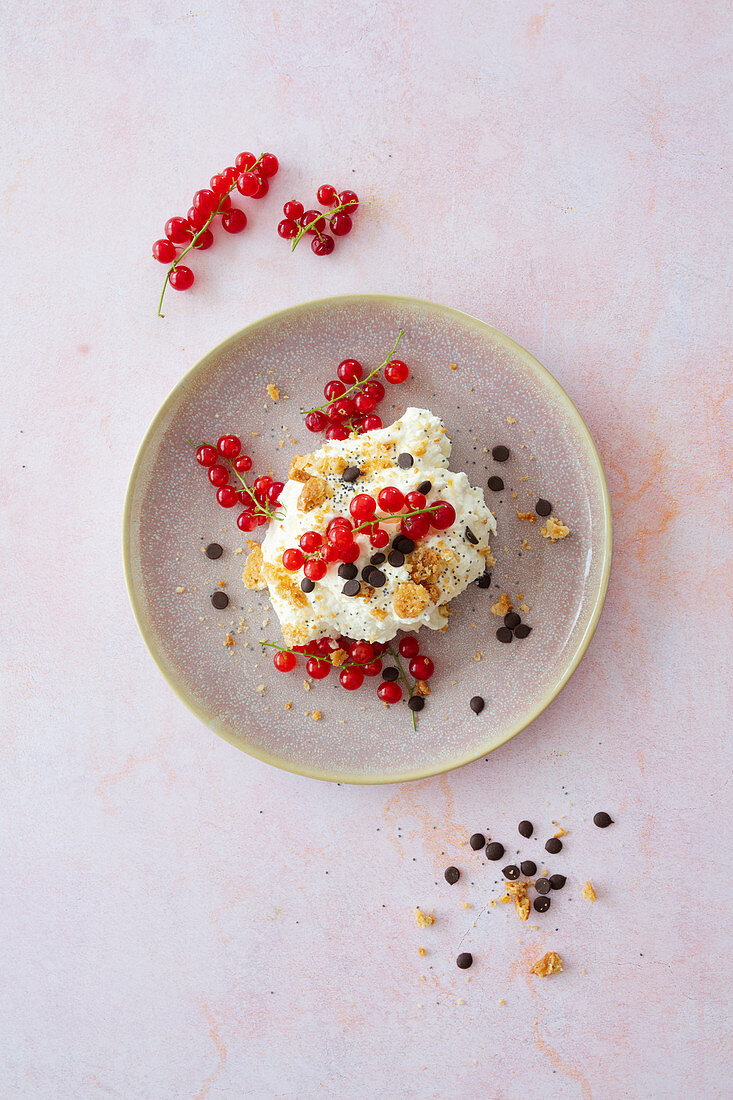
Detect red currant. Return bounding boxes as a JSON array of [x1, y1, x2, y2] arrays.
[[350, 494, 376, 521], [220, 166, 239, 187], [311, 234, 334, 255], [337, 358, 362, 384], [254, 513, 267, 527], [377, 486, 404, 512], [330, 213, 353, 236], [369, 527, 390, 549], [377, 681, 402, 704], [233, 453, 253, 473], [235, 152, 256, 173], [362, 658, 383, 677], [210, 174, 229, 195], [354, 392, 376, 414], [301, 210, 325, 233], [168, 266, 194, 291], [274, 650, 296, 672], [222, 209, 247, 233], [152, 238, 177, 264], [208, 464, 228, 487], [267, 480, 284, 502], [283, 200, 304, 220], [326, 399, 349, 421], [328, 524, 354, 550], [300, 531, 323, 553], [405, 491, 427, 511], [362, 379, 385, 403], [278, 218, 298, 239], [254, 475, 273, 495], [409, 655, 434, 680], [430, 501, 456, 530], [338, 541, 360, 563], [187, 206, 208, 231], [385, 359, 409, 384], [325, 423, 349, 441], [324, 379, 346, 400], [216, 485, 239, 508], [338, 189, 359, 210], [236, 172, 260, 197], [165, 217, 192, 244], [398, 636, 420, 659], [304, 558, 327, 581], [217, 195, 232, 212], [217, 435, 241, 459], [327, 516, 352, 533], [317, 184, 338, 205], [350, 640, 374, 663], [323, 544, 340, 562], [259, 153, 279, 178], [317, 637, 340, 654], [253, 174, 269, 198], [305, 410, 328, 432], [400, 514, 430, 540], [306, 656, 331, 679], [361, 414, 382, 432], [193, 189, 217, 216], [236, 510, 257, 532], [339, 667, 364, 691], [193, 228, 214, 250], [282, 548, 304, 571], [196, 444, 218, 467]]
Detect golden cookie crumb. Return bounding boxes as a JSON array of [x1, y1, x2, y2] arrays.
[[408, 546, 451, 587], [288, 454, 312, 483], [507, 415, 516, 424], [224, 634, 234, 647], [541, 516, 570, 542], [267, 383, 280, 401], [414, 908, 435, 928], [491, 592, 513, 617], [310, 710, 322, 720], [553, 826, 567, 838], [297, 476, 329, 512], [418, 947, 426, 956], [175, 586, 186, 594], [284, 702, 292, 710], [583, 881, 596, 902], [414, 679, 431, 697], [370, 607, 388, 620], [449, 362, 458, 370], [502, 880, 531, 921], [393, 581, 430, 619], [480, 546, 496, 567], [531, 951, 563, 977], [516, 510, 537, 522], [331, 648, 349, 667], [242, 542, 266, 590]]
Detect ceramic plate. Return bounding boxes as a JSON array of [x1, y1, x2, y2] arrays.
[[124, 295, 611, 783]]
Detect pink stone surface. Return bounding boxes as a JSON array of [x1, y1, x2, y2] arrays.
[[1, 2, 730, 1097]]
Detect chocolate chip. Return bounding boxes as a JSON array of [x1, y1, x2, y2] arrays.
[[545, 838, 562, 854], [382, 667, 399, 682], [469, 832, 485, 850], [476, 571, 492, 589], [492, 445, 510, 462], [444, 866, 460, 885], [456, 952, 473, 969], [211, 591, 229, 609], [535, 498, 552, 517], [205, 542, 223, 559], [417, 480, 432, 494], [361, 566, 375, 581], [518, 820, 533, 838], [488, 476, 504, 492], [464, 526, 478, 544], [370, 553, 386, 566], [502, 865, 520, 880], [338, 563, 358, 580], [393, 536, 415, 554], [594, 811, 613, 828], [300, 578, 315, 593], [520, 860, 537, 876], [549, 874, 567, 891], [342, 466, 360, 482], [485, 842, 504, 861], [397, 453, 414, 468], [387, 549, 405, 567], [533, 896, 551, 913], [496, 627, 513, 643], [504, 612, 521, 629], [342, 579, 360, 596], [408, 695, 425, 712], [470, 696, 485, 714], [370, 569, 386, 587], [535, 878, 551, 895], [514, 623, 532, 639]]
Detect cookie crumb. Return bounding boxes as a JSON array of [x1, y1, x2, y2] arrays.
[[224, 634, 234, 647], [310, 710, 322, 720], [449, 362, 458, 370], [583, 881, 596, 902], [491, 592, 513, 617], [175, 586, 186, 594], [501, 880, 531, 921], [243, 543, 266, 590], [414, 907, 435, 928], [331, 648, 349, 667], [255, 684, 265, 693], [531, 951, 563, 977], [267, 383, 280, 401], [516, 510, 536, 522], [284, 702, 293, 710], [541, 516, 570, 542], [418, 947, 426, 956], [507, 415, 516, 424]]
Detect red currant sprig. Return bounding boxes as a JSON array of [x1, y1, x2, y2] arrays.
[[278, 187, 360, 258], [154, 151, 278, 317], [302, 331, 406, 430], [189, 434, 285, 529]]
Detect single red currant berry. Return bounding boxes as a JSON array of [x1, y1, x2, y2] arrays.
[[333, 397, 355, 419], [340, 667, 364, 691], [152, 238, 177, 264], [328, 525, 355, 551], [324, 379, 346, 400], [193, 189, 217, 216], [301, 210, 325, 233], [325, 423, 349, 441], [306, 656, 331, 679], [208, 464, 229, 487], [377, 681, 403, 705], [267, 481, 284, 502], [326, 400, 348, 421], [317, 637, 340, 654], [400, 514, 430, 540], [362, 379, 385, 403], [253, 174, 269, 198], [405, 491, 427, 511], [362, 658, 382, 677], [300, 530, 323, 553], [233, 453, 253, 472], [409, 655, 435, 680], [305, 410, 328, 432], [282, 548, 305, 571], [350, 494, 376, 521], [430, 501, 456, 530], [361, 415, 382, 432], [196, 444, 218, 467], [278, 218, 298, 239], [317, 184, 338, 206], [337, 358, 362, 384], [235, 151, 256, 173], [210, 174, 229, 195], [372, 641, 387, 655], [330, 213, 353, 236], [236, 510, 257, 532], [216, 485, 239, 508], [187, 206, 209, 231], [338, 189, 359, 210], [259, 153, 279, 178], [350, 640, 374, 664], [274, 650, 297, 672], [369, 527, 390, 549], [217, 195, 232, 212], [283, 200, 304, 220], [222, 208, 247, 233], [217, 435, 241, 459], [354, 392, 376, 414], [399, 636, 420, 659], [254, 513, 267, 526], [377, 486, 404, 512], [193, 228, 214, 250], [236, 172, 260, 197], [254, 475, 273, 495], [327, 516, 352, 534], [220, 166, 239, 187], [168, 266, 194, 291], [323, 543, 340, 562], [304, 558, 327, 581], [311, 234, 334, 256], [385, 359, 409, 384], [338, 541, 360, 563], [165, 216, 192, 244]]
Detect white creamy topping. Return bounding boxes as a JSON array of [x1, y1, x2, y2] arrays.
[[260, 407, 496, 644]]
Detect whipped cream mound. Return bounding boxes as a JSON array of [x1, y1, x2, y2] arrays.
[[257, 407, 496, 646]]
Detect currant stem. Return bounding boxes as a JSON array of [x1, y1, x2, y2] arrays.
[[185, 436, 284, 522], [385, 644, 419, 729], [350, 502, 439, 536], [289, 198, 361, 254], [301, 330, 404, 414]]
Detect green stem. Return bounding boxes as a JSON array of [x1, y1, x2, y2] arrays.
[[350, 503, 438, 536], [302, 330, 404, 414], [385, 644, 418, 729], [289, 198, 360, 253]]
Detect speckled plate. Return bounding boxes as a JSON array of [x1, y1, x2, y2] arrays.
[[124, 295, 611, 783]]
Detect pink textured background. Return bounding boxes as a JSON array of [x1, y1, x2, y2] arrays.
[[1, 2, 730, 1097]]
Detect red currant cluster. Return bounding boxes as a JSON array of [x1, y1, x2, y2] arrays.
[[152, 151, 279, 315], [278, 185, 359, 256], [193, 433, 284, 533], [304, 333, 409, 441]]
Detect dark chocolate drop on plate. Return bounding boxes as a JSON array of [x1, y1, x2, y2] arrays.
[[476, 571, 492, 589], [535, 878, 551, 895], [205, 543, 223, 559], [485, 842, 505, 861], [514, 623, 532, 639], [549, 874, 567, 891], [535, 498, 552, 517], [502, 865, 520, 880], [504, 612, 521, 629], [470, 696, 485, 714], [211, 591, 229, 609], [382, 667, 399, 682], [408, 695, 424, 712], [496, 626, 513, 643], [488, 476, 504, 492], [492, 445, 510, 462]]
